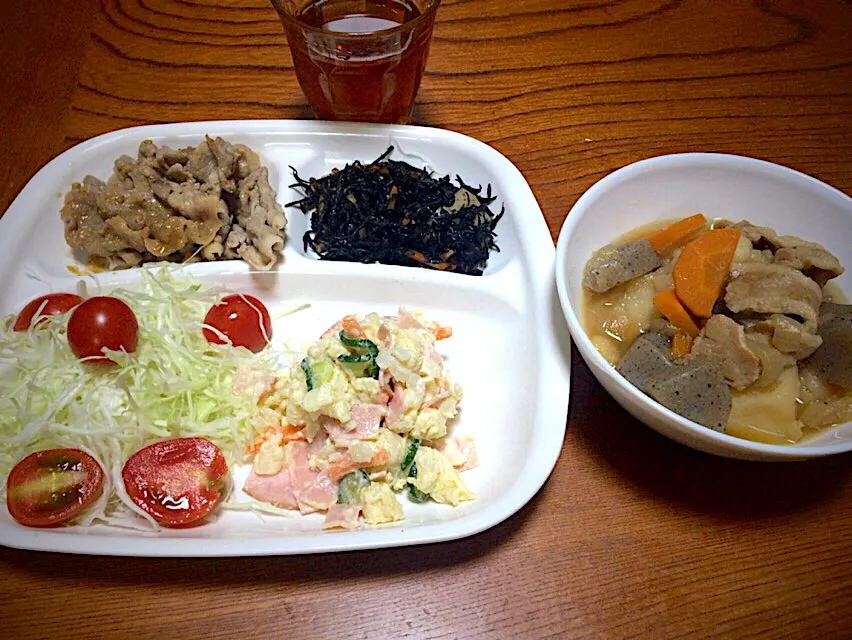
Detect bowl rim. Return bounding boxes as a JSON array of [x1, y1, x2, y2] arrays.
[[555, 152, 852, 459]]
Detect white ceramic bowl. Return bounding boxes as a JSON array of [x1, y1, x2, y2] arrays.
[[555, 153, 852, 461]]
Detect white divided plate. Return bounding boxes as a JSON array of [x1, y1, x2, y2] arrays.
[[0, 120, 571, 556]]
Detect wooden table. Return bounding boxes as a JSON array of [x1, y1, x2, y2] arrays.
[[2, 1, 851, 637]]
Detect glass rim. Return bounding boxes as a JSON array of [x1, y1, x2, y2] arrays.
[[273, 0, 441, 38]]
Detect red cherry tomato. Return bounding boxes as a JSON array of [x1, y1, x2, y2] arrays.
[[67, 296, 138, 365], [121, 437, 229, 528], [202, 294, 272, 353], [13, 293, 83, 331], [6, 448, 104, 528]]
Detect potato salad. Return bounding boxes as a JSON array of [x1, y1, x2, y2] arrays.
[[243, 309, 477, 530]]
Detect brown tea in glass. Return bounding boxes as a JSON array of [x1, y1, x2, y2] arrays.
[[271, 0, 440, 124]]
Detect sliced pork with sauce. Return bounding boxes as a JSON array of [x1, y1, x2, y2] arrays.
[[61, 136, 287, 271], [748, 314, 823, 360], [689, 315, 760, 390], [735, 221, 844, 286], [724, 263, 823, 332]]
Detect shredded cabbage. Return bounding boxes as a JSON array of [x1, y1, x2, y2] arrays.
[[0, 266, 284, 527]]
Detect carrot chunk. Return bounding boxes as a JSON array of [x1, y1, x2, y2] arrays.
[[672, 228, 740, 318], [244, 425, 306, 455], [647, 213, 707, 256], [653, 288, 701, 337], [432, 325, 453, 340], [671, 331, 694, 359], [341, 315, 365, 338], [328, 448, 389, 482]]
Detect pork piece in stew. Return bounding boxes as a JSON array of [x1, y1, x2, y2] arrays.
[[582, 214, 851, 444]]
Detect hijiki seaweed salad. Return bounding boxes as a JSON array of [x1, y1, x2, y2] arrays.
[[288, 147, 504, 275]]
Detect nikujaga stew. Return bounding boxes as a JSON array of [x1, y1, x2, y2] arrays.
[[583, 215, 851, 445]]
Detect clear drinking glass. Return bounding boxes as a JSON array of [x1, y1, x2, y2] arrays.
[[270, 0, 441, 124]]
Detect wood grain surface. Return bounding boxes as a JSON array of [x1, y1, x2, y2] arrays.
[[1, 0, 851, 638]]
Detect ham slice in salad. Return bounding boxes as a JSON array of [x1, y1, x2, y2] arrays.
[[322, 403, 385, 444], [243, 467, 298, 510], [322, 504, 362, 531], [244, 441, 338, 513]]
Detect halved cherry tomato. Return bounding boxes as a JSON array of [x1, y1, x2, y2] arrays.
[[67, 296, 138, 365], [13, 293, 83, 331], [202, 294, 271, 353], [6, 448, 104, 528], [122, 437, 229, 528]]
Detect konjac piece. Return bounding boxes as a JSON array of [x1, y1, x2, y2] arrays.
[[583, 239, 662, 293]]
